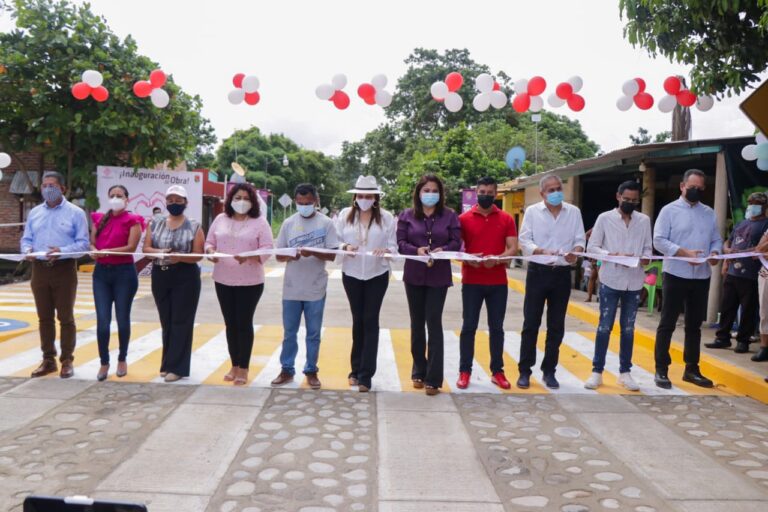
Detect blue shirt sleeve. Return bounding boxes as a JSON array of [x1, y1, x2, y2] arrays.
[[59, 206, 90, 254]]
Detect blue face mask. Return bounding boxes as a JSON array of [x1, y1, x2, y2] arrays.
[[421, 192, 439, 207], [746, 204, 763, 219], [297, 204, 316, 218], [546, 190, 564, 206]]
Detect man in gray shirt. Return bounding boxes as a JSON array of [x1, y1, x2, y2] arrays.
[[653, 169, 722, 389]]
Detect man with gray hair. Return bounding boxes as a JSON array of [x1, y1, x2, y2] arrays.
[[518, 174, 586, 389], [20, 171, 89, 379], [653, 168, 722, 389]]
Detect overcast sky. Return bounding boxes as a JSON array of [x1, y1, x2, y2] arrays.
[[1, 0, 763, 157]]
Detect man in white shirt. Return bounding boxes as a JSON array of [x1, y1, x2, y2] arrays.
[[584, 180, 652, 391], [518, 175, 586, 389]]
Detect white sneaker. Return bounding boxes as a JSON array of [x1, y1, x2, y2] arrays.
[[584, 372, 602, 390], [619, 372, 640, 391]]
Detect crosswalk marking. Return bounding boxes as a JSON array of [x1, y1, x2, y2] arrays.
[[443, 331, 500, 394], [73, 322, 161, 379], [251, 326, 309, 388]]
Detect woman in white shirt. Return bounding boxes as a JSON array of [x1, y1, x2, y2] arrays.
[[336, 176, 398, 392]]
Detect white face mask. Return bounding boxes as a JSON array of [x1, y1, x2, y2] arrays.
[[356, 198, 375, 212], [108, 197, 126, 212], [232, 199, 252, 215]]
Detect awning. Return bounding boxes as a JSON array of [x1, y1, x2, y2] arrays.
[[9, 171, 40, 194]]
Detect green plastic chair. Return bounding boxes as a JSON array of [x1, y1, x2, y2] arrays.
[[643, 261, 663, 314]]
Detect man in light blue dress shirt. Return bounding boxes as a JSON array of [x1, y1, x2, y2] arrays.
[[652, 169, 723, 389], [20, 171, 89, 379]]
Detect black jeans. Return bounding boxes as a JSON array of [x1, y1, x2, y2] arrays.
[[459, 284, 508, 374], [655, 272, 710, 371], [151, 263, 201, 377], [215, 282, 264, 369], [404, 283, 448, 388], [519, 263, 572, 375], [715, 274, 758, 344], [342, 272, 389, 388]]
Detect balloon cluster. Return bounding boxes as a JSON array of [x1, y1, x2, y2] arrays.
[[0, 151, 10, 181], [547, 76, 585, 112], [616, 78, 653, 111], [430, 72, 464, 113], [658, 76, 713, 113], [511, 76, 546, 113], [742, 133, 768, 171], [471, 73, 507, 112], [316, 74, 351, 110], [228, 73, 261, 106], [71, 70, 109, 102], [132, 69, 170, 108], [357, 74, 393, 108]]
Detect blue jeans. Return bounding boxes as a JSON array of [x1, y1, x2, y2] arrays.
[[593, 283, 640, 374], [93, 263, 139, 365], [280, 296, 326, 375]]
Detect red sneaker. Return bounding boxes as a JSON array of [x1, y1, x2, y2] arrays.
[[456, 371, 470, 389], [491, 372, 511, 390]]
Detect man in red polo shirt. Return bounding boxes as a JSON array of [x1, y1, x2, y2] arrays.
[[457, 176, 518, 389]]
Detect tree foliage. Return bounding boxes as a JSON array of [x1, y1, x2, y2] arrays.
[[629, 126, 672, 145]]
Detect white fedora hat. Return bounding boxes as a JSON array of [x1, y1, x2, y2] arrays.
[[347, 175, 383, 194]]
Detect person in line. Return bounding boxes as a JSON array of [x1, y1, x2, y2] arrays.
[[397, 175, 462, 395], [151, 206, 163, 223], [584, 180, 652, 391], [456, 176, 518, 390], [271, 183, 339, 390], [336, 176, 397, 392], [518, 174, 586, 389], [21, 171, 90, 379], [90, 185, 144, 381], [205, 183, 273, 385], [705, 192, 768, 353], [653, 169, 722, 389], [142, 185, 205, 383], [747, 205, 768, 363]]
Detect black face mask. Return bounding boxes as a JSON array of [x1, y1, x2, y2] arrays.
[[684, 187, 702, 203], [166, 203, 186, 216], [619, 201, 636, 214], [477, 195, 495, 209]]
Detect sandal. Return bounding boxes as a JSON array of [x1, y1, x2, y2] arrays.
[[412, 379, 425, 389], [425, 385, 440, 396], [224, 367, 237, 382], [234, 368, 248, 386]]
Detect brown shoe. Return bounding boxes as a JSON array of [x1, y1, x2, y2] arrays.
[[305, 372, 321, 390], [412, 379, 425, 389], [270, 371, 294, 387], [358, 384, 370, 393], [425, 385, 440, 396], [31, 359, 57, 378], [60, 360, 74, 379], [348, 376, 359, 386]]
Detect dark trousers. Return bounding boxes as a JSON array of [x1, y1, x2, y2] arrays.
[[405, 283, 448, 388], [342, 272, 389, 388], [655, 272, 709, 371], [459, 284, 508, 374], [215, 282, 264, 369], [519, 264, 572, 375], [715, 274, 758, 344], [93, 263, 139, 365], [151, 263, 201, 377], [30, 260, 78, 362]]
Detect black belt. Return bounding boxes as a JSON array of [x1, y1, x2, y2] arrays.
[[529, 262, 571, 272]]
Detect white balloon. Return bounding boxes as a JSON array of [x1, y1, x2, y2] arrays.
[[475, 73, 494, 94], [315, 84, 335, 100], [757, 133, 768, 145], [0, 152, 10, 168], [375, 90, 393, 108], [228, 88, 245, 105], [658, 94, 677, 113], [568, 75, 583, 93], [242, 75, 260, 93], [490, 90, 507, 109], [331, 73, 347, 90], [371, 74, 388, 90], [696, 95, 714, 112], [616, 95, 633, 111], [150, 88, 170, 108], [514, 79, 529, 95], [444, 92, 463, 112], [742, 144, 758, 161], [0, 170, 3, 181], [472, 93, 491, 112], [529, 95, 544, 112], [430, 81, 448, 99], [82, 69, 103, 88], [547, 93, 566, 108], [622, 79, 640, 97]]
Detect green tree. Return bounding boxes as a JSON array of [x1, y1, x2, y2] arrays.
[[629, 127, 672, 145], [0, 0, 215, 206], [620, 0, 768, 96]]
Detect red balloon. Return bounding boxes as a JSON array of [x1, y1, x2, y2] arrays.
[[527, 76, 547, 96], [332, 90, 350, 110], [71, 82, 91, 100], [633, 92, 654, 110], [677, 89, 696, 107], [244, 91, 260, 106], [364, 95, 376, 105], [512, 93, 531, 113], [664, 76, 682, 95], [492, 82, 500, 91], [149, 69, 166, 88], [133, 80, 153, 98], [445, 72, 463, 92], [634, 77, 646, 93], [232, 73, 245, 88], [555, 82, 573, 100], [567, 94, 585, 112], [357, 83, 376, 101], [90, 85, 109, 102]]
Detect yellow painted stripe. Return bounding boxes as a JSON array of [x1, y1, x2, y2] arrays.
[[203, 325, 282, 385], [389, 328, 425, 392], [468, 330, 548, 394], [314, 327, 353, 390], [1, 319, 97, 361]]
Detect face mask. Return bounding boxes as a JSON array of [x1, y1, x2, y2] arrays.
[[166, 203, 186, 216], [477, 194, 495, 209], [42, 186, 62, 204], [546, 190, 564, 206], [421, 192, 440, 207], [684, 187, 701, 203], [297, 204, 315, 218], [108, 197, 126, 212], [356, 198, 375, 212], [232, 199, 252, 215], [746, 204, 763, 219], [619, 201, 636, 214], [153, 213, 163, 220]]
